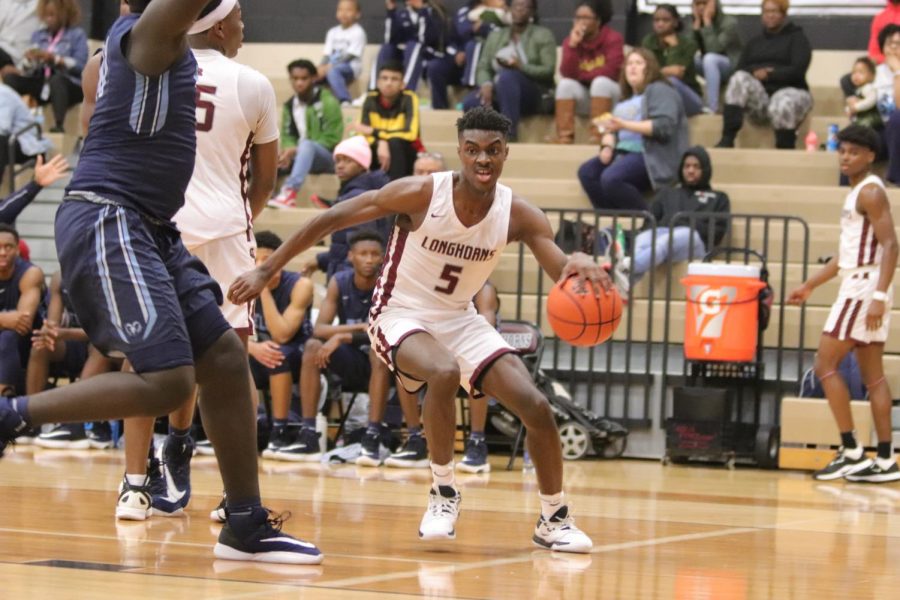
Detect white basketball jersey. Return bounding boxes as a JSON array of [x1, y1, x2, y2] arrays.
[[175, 49, 278, 247], [371, 171, 511, 315], [838, 174, 887, 270]]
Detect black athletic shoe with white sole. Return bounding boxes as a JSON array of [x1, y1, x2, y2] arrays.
[[845, 459, 900, 483], [214, 507, 323, 564], [812, 447, 871, 481]]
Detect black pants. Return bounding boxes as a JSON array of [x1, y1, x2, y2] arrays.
[[3, 71, 84, 130], [0, 48, 14, 70], [0, 135, 30, 188], [371, 138, 417, 181]]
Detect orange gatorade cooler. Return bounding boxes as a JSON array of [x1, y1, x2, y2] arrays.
[[682, 263, 766, 362]]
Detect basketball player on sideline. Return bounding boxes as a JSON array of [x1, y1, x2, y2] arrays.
[[0, 0, 322, 564], [231, 107, 604, 552], [119, 0, 280, 520], [788, 124, 899, 483]]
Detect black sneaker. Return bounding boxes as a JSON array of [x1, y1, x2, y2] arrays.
[[154, 434, 194, 515], [116, 476, 153, 521], [273, 428, 322, 463], [0, 396, 30, 457], [356, 429, 385, 467], [845, 459, 900, 483], [35, 423, 90, 449], [210, 494, 227, 523], [214, 507, 323, 564], [261, 426, 294, 460], [385, 434, 429, 468], [86, 421, 114, 449], [457, 437, 491, 474], [813, 447, 872, 481]]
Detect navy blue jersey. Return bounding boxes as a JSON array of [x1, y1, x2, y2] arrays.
[[334, 269, 373, 326], [255, 270, 312, 347], [0, 258, 32, 311], [66, 14, 198, 221]]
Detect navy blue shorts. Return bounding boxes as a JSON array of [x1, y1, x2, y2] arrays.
[[55, 200, 229, 373], [249, 342, 302, 389], [327, 344, 371, 392], [48, 340, 89, 381]]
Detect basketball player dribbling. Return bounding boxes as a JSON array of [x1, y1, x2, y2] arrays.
[[0, 0, 322, 564], [231, 107, 606, 552], [788, 124, 899, 483]]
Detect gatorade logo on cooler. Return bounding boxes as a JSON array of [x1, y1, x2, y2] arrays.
[[689, 285, 737, 340]]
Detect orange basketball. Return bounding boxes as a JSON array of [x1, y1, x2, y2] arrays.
[[546, 277, 623, 347]]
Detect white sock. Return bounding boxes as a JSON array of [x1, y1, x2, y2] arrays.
[[876, 456, 895, 470], [539, 491, 566, 520], [125, 473, 147, 487], [430, 461, 455, 488], [844, 445, 864, 460]]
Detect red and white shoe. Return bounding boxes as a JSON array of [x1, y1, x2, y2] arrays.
[[268, 188, 298, 209]]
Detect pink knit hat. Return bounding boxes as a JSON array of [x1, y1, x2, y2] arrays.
[[333, 135, 372, 170]]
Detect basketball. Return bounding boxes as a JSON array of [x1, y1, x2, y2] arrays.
[[546, 277, 623, 347]]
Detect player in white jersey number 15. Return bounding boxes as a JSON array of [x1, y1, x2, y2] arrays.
[[230, 106, 610, 552]]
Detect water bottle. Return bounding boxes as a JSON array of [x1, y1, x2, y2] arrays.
[[826, 124, 840, 152], [804, 130, 818, 152]]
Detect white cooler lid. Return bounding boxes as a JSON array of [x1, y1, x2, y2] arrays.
[[686, 262, 761, 279]]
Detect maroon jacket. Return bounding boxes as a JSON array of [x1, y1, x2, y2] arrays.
[[559, 25, 624, 84]]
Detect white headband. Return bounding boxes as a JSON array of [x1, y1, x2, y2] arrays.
[[188, 0, 237, 35]]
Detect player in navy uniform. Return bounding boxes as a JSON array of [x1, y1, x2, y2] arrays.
[[0, 0, 322, 565]]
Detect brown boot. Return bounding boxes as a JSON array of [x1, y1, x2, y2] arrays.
[[588, 97, 613, 144], [546, 98, 576, 144]]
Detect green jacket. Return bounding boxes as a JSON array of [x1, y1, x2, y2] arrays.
[[642, 33, 701, 95], [476, 24, 557, 88], [280, 86, 343, 152], [691, 12, 742, 67]]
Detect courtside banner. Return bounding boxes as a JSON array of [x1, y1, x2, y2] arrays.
[[637, 0, 882, 16]]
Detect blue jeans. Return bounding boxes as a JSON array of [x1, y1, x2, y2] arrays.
[[695, 53, 732, 112], [631, 227, 706, 277], [427, 54, 463, 109], [325, 61, 355, 103], [462, 69, 544, 139], [577, 152, 651, 211], [285, 139, 335, 191], [668, 76, 704, 117]]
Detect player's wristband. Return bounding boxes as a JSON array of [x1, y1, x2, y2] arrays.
[[872, 290, 889, 303]]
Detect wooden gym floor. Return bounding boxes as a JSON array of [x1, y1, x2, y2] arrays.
[[2, 447, 900, 599]]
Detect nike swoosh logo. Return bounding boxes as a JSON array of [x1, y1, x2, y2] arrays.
[[163, 464, 186, 502], [431, 213, 444, 218], [262, 537, 319, 549]]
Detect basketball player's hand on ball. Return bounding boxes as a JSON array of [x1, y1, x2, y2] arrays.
[[786, 283, 811, 305], [561, 252, 612, 295], [866, 299, 886, 331], [229, 269, 268, 304]]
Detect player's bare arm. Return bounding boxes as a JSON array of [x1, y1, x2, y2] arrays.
[[128, 0, 211, 76], [229, 176, 434, 303], [313, 278, 366, 340], [260, 277, 313, 344], [787, 255, 839, 305], [858, 183, 898, 329], [508, 195, 611, 291], [80, 53, 102, 134]]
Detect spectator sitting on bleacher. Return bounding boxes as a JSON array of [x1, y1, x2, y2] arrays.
[[715, 0, 812, 150], [27, 271, 118, 449], [413, 150, 445, 176], [840, 1, 900, 100], [627, 146, 730, 283], [2, 0, 87, 133], [577, 48, 689, 212], [370, 0, 448, 95], [462, 0, 556, 142], [0, 222, 43, 397], [246, 231, 316, 461], [304, 135, 391, 279], [846, 57, 882, 130], [642, 3, 703, 117], [0, 82, 52, 186], [549, 0, 623, 145], [269, 59, 343, 210], [0, 0, 39, 75], [348, 60, 421, 180], [0, 152, 66, 223], [873, 24, 900, 184], [427, 0, 509, 110], [317, 0, 367, 106], [690, 0, 742, 114]]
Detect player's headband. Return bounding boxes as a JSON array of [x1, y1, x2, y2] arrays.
[[188, 0, 237, 35]]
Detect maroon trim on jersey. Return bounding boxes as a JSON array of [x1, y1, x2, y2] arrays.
[[842, 300, 864, 340], [468, 347, 517, 399], [370, 228, 409, 322], [828, 298, 852, 337], [239, 131, 253, 239], [857, 219, 871, 267], [866, 230, 878, 265]]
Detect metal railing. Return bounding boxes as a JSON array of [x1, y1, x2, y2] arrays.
[[7, 121, 42, 195]]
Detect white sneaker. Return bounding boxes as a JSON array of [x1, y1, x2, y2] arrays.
[[210, 494, 227, 523], [418, 485, 461, 541], [115, 477, 153, 521], [533, 506, 592, 553]]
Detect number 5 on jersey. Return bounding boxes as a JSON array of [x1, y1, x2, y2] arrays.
[[196, 84, 217, 132], [435, 264, 463, 295]]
